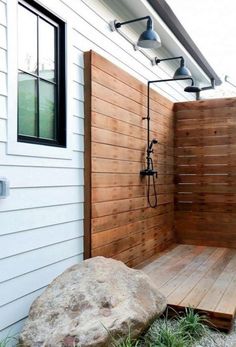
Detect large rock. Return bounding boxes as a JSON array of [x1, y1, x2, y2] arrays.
[[19, 256, 166, 347]]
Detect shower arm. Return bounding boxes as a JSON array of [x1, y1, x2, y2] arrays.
[[144, 77, 194, 168], [196, 78, 215, 100]]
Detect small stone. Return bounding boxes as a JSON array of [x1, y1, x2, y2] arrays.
[[19, 256, 166, 347]]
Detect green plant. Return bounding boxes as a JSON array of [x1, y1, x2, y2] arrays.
[[144, 319, 188, 347], [178, 308, 209, 341], [101, 323, 140, 347], [112, 335, 140, 347]]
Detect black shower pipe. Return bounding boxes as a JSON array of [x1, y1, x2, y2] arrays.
[[196, 78, 215, 100], [144, 76, 194, 168]]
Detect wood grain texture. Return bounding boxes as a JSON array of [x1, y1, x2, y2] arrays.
[[138, 244, 236, 331], [84, 51, 175, 263], [175, 98, 236, 248]]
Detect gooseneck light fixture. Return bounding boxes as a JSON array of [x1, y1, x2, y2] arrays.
[[110, 16, 161, 49], [153, 56, 192, 79], [153, 56, 216, 99], [141, 76, 196, 208]]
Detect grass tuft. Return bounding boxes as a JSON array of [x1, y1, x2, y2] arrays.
[[144, 318, 188, 347], [101, 323, 140, 347], [178, 307, 209, 341], [111, 335, 140, 347], [141, 307, 211, 347]]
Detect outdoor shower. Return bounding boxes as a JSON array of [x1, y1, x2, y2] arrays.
[[141, 56, 198, 208]]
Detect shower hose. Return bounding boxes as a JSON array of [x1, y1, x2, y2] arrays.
[[147, 157, 158, 208]]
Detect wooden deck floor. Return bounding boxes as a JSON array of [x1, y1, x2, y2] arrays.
[[137, 244, 236, 331]]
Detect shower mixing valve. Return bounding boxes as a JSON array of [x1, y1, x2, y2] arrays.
[[140, 168, 158, 177]]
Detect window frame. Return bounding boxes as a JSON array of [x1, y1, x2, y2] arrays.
[[17, 0, 66, 147]]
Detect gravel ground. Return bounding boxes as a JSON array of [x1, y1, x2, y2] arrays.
[[195, 319, 236, 347]]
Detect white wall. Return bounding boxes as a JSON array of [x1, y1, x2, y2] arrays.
[[0, 0, 194, 342]]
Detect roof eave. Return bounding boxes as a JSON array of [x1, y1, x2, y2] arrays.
[[147, 0, 222, 86]]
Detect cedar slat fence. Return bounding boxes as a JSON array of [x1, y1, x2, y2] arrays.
[[175, 98, 236, 247], [84, 51, 175, 266], [85, 51, 236, 265]]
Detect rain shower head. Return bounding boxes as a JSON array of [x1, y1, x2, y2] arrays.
[[184, 85, 201, 93], [185, 78, 215, 99]]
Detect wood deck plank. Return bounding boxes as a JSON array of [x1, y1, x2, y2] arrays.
[[167, 247, 227, 305], [180, 248, 234, 308], [216, 268, 236, 315], [135, 243, 178, 271], [139, 244, 236, 330], [159, 246, 216, 297], [198, 250, 236, 312], [149, 245, 205, 289], [139, 244, 194, 275]]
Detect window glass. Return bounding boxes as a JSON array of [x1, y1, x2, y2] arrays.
[[17, 1, 65, 146], [39, 81, 56, 139], [18, 5, 37, 74], [18, 72, 37, 136], [39, 18, 55, 82]]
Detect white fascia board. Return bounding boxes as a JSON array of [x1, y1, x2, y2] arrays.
[[118, 0, 210, 85]]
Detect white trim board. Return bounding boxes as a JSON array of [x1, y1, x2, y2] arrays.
[[6, 0, 73, 159]]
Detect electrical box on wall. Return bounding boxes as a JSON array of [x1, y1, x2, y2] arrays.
[[0, 177, 9, 199]]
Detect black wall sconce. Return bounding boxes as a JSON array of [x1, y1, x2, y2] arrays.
[[152, 56, 192, 79], [153, 56, 216, 99], [141, 76, 196, 208], [110, 16, 161, 49]]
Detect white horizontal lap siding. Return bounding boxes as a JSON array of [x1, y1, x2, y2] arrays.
[[0, 203, 84, 236], [62, 0, 193, 101], [0, 95, 7, 119], [0, 71, 7, 95], [0, 25, 7, 49], [0, 118, 6, 142], [0, 0, 84, 341]]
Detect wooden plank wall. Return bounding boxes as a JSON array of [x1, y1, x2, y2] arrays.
[[175, 98, 236, 248], [84, 51, 175, 267]]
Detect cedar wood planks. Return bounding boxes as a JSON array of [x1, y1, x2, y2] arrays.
[[174, 98, 236, 248], [84, 51, 175, 264], [85, 50, 236, 258], [139, 244, 236, 330], [84, 52, 236, 330]]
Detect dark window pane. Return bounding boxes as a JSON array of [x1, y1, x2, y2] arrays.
[[39, 18, 55, 82], [18, 72, 37, 137], [18, 5, 37, 74], [39, 81, 55, 139]]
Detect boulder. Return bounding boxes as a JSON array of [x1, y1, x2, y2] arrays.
[[19, 256, 166, 347]]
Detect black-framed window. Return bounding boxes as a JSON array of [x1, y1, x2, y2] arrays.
[[17, 0, 66, 146]]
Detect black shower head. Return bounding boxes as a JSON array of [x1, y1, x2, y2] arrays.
[[184, 86, 201, 93], [148, 138, 158, 151]]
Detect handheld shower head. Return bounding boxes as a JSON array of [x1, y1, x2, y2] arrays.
[[148, 138, 158, 151]]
